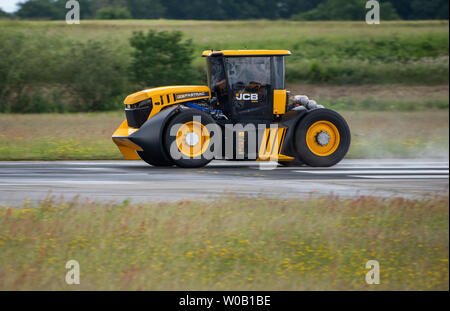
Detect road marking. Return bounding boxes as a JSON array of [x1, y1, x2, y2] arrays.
[[279, 164, 450, 170], [351, 175, 449, 179], [293, 168, 449, 180], [295, 170, 449, 175]]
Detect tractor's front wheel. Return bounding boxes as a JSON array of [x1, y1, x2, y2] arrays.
[[137, 151, 174, 167], [294, 109, 350, 167], [164, 109, 216, 168]]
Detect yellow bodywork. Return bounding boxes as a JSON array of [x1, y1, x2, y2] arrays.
[[112, 85, 211, 160], [112, 120, 141, 160], [257, 127, 294, 162], [124, 85, 211, 118], [273, 90, 287, 115], [175, 121, 211, 158], [306, 120, 340, 157], [202, 50, 291, 57]]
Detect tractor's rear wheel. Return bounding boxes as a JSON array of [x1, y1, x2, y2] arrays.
[[137, 151, 174, 167], [164, 109, 216, 168], [294, 109, 350, 167]]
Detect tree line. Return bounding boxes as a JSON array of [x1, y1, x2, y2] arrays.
[[1, 25, 448, 113], [0, 0, 448, 21], [0, 28, 199, 113]]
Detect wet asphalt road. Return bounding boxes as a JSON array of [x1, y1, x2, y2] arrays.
[[0, 159, 448, 206]]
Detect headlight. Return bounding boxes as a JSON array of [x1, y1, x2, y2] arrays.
[[126, 99, 152, 109]]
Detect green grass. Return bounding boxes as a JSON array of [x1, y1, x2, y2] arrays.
[[0, 137, 119, 160], [1, 20, 448, 85], [288, 84, 450, 110], [323, 98, 449, 111], [0, 112, 123, 160], [0, 195, 448, 290], [1, 20, 447, 48], [0, 108, 448, 160], [344, 110, 449, 158]]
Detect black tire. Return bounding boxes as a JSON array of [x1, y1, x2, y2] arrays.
[[137, 150, 174, 167], [294, 109, 350, 167], [164, 109, 216, 168]]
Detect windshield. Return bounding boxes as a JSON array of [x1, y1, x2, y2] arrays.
[[224, 57, 271, 89]]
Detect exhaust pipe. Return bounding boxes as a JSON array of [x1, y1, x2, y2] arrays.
[[292, 95, 324, 110]]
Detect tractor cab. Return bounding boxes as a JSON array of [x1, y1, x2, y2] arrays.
[[202, 50, 291, 122]]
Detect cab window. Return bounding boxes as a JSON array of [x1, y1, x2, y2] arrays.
[[224, 57, 271, 90], [207, 57, 226, 91]]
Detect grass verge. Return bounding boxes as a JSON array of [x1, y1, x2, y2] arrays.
[[0, 195, 448, 290], [343, 110, 449, 158], [1, 20, 448, 86], [0, 108, 448, 160]]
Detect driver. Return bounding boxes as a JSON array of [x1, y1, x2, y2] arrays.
[[213, 79, 227, 96]]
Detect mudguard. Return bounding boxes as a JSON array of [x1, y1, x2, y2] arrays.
[[112, 105, 181, 162], [278, 109, 308, 157]]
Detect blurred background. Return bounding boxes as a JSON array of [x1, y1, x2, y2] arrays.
[[0, 0, 448, 160], [0, 1, 448, 291]]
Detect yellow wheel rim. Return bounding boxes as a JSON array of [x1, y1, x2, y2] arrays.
[[175, 121, 210, 158], [306, 120, 340, 156]]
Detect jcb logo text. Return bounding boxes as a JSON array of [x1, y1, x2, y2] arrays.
[[236, 93, 258, 101]]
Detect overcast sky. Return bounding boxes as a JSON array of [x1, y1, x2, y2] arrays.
[[0, 0, 22, 13]]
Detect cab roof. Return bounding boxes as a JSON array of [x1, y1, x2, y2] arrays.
[[202, 50, 291, 57]]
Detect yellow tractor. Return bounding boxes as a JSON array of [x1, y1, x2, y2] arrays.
[[112, 50, 350, 168]]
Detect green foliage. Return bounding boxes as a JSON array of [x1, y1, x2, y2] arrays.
[[61, 40, 132, 111], [380, 2, 402, 20], [289, 35, 449, 62], [410, 0, 449, 20], [161, 0, 293, 20], [95, 7, 132, 19], [0, 30, 132, 113], [11, 0, 450, 20], [0, 8, 10, 18], [286, 59, 449, 85], [0, 27, 202, 113], [16, 0, 65, 20], [129, 30, 198, 87], [322, 98, 449, 111], [0, 30, 65, 112], [0, 20, 448, 112], [292, 0, 399, 21], [126, 0, 166, 19], [284, 33, 449, 84], [391, 0, 449, 20]]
